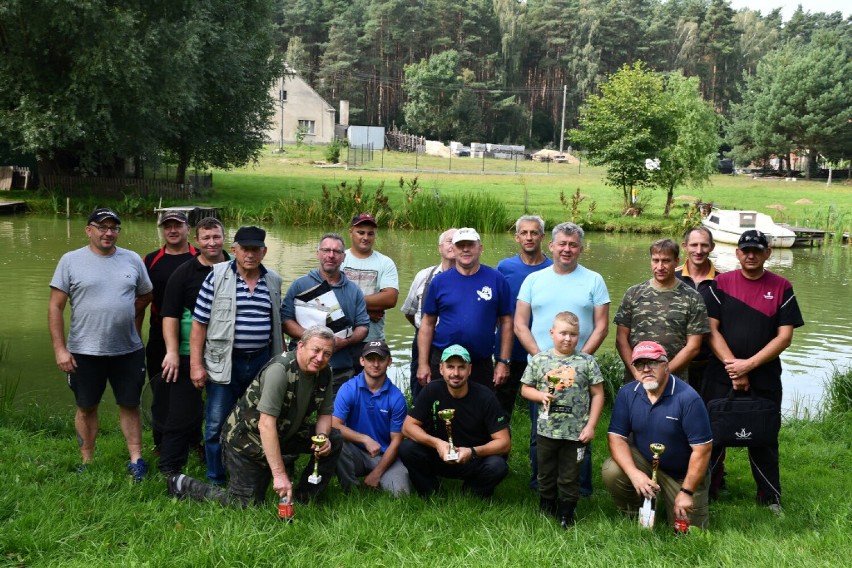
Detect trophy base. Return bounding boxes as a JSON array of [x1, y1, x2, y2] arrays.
[[445, 450, 460, 462], [639, 497, 656, 528], [307, 474, 322, 485]]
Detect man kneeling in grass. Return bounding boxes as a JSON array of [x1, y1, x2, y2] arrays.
[[168, 326, 341, 506], [400, 345, 511, 499]]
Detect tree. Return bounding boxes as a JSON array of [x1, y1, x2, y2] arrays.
[[727, 30, 852, 178], [0, 0, 280, 181], [649, 73, 721, 216], [569, 62, 675, 211], [402, 51, 462, 140]]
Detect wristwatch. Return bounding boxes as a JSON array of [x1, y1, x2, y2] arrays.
[[496, 358, 511, 366], [679, 487, 694, 496], [470, 447, 480, 461]]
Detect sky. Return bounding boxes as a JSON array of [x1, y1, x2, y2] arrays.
[[727, 0, 849, 21]]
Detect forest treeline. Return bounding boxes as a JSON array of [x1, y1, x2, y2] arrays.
[[276, 0, 849, 146]]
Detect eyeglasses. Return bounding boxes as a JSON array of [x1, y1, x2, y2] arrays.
[[88, 224, 121, 234], [633, 360, 666, 371], [318, 248, 345, 256]]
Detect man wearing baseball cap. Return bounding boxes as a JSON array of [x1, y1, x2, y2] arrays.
[[190, 225, 284, 485], [341, 213, 399, 370], [602, 341, 713, 530], [332, 340, 409, 495], [49, 207, 153, 480], [702, 229, 804, 512], [416, 227, 513, 392], [139, 210, 197, 455], [401, 344, 511, 499]]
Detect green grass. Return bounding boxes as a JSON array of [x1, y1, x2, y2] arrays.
[[17, 142, 852, 236], [2, 376, 850, 567]]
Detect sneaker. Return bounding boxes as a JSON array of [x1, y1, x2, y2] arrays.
[[167, 474, 187, 498], [127, 458, 148, 482], [768, 503, 783, 516], [75, 463, 89, 474]]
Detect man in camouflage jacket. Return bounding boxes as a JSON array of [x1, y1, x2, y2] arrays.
[[168, 326, 342, 506]]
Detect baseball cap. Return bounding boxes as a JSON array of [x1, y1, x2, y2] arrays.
[[234, 226, 266, 247], [451, 227, 481, 244], [631, 341, 668, 363], [362, 340, 390, 358], [158, 210, 189, 225], [738, 230, 769, 250], [441, 344, 471, 362], [87, 207, 121, 225], [351, 213, 377, 227]]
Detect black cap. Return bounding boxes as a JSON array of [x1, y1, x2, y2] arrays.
[[87, 207, 121, 225], [158, 210, 189, 225], [234, 226, 266, 247], [351, 213, 377, 227], [361, 340, 390, 358], [738, 230, 769, 250]]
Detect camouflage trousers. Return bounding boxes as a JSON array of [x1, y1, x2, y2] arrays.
[[180, 427, 343, 507]]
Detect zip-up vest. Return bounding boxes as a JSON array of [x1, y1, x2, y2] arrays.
[[203, 261, 284, 384]]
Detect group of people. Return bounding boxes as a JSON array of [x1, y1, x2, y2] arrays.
[[49, 208, 803, 530]]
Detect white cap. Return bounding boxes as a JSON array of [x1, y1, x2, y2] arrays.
[[452, 227, 481, 244]]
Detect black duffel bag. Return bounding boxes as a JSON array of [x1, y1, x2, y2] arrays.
[[707, 389, 780, 447]]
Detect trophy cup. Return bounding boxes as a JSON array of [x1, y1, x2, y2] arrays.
[[639, 443, 666, 529], [539, 375, 561, 422], [307, 433, 327, 485], [437, 409, 460, 461]]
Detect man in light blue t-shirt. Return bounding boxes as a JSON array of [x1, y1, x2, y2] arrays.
[[515, 222, 610, 494]]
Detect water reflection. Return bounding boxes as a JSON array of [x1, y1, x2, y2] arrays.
[[1, 215, 849, 418]]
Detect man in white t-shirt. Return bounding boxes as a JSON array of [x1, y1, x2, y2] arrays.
[[342, 213, 399, 372]]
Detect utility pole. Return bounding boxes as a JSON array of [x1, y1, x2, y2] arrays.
[[279, 78, 286, 153], [559, 85, 567, 155]]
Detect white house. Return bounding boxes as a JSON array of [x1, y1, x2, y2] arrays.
[[265, 71, 336, 145]]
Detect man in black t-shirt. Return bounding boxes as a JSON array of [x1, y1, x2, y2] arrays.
[[400, 344, 511, 498], [156, 217, 228, 477]]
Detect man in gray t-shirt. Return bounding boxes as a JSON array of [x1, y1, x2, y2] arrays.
[[48, 208, 153, 479]]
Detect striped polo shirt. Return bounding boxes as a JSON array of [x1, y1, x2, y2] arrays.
[[193, 261, 273, 350]]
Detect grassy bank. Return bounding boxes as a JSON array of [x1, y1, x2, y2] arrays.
[[18, 143, 852, 236], [2, 365, 850, 567]]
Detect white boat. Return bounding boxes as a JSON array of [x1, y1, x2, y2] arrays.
[[702, 208, 796, 248]]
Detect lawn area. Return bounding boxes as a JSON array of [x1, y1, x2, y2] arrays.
[[207, 144, 852, 234], [1, 402, 849, 567]]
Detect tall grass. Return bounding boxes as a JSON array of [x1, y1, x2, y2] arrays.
[[824, 365, 852, 416], [0, 340, 19, 415]]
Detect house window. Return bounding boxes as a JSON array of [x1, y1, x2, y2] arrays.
[[279, 89, 287, 102], [298, 120, 316, 135]]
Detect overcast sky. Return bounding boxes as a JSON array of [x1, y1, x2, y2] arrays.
[[727, 0, 849, 21]]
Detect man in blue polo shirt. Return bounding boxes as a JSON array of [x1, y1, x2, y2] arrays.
[[332, 340, 409, 496], [602, 341, 712, 530]]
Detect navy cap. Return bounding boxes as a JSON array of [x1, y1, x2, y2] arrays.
[[87, 207, 121, 225], [738, 230, 769, 250], [234, 226, 266, 247]]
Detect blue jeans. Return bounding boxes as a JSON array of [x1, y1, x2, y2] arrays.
[[529, 401, 593, 495], [205, 347, 270, 484]]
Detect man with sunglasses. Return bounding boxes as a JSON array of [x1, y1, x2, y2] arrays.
[[602, 341, 712, 530], [49, 208, 153, 480]]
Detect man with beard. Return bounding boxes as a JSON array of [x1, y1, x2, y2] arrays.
[[602, 341, 712, 530]]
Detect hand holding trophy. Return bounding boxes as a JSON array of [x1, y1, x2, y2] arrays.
[[539, 375, 561, 421], [307, 433, 328, 484], [639, 443, 666, 528], [437, 408, 460, 461]]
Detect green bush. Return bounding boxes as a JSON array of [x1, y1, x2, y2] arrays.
[[325, 139, 342, 163]]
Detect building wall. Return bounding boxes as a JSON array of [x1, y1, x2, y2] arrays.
[[265, 75, 336, 145]]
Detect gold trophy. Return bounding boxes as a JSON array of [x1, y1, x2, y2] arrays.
[[307, 433, 327, 485], [539, 375, 561, 421], [639, 443, 666, 528], [437, 409, 460, 461]]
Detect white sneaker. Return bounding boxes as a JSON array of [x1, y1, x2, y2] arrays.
[[768, 503, 783, 516]]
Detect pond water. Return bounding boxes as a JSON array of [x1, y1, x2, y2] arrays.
[[1, 215, 849, 416]]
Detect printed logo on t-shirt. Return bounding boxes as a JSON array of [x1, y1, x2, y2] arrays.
[[763, 291, 774, 300], [476, 286, 493, 301]]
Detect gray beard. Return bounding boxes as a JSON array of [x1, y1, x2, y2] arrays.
[[642, 380, 660, 391]]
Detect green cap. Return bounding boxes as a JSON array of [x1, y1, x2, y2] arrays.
[[441, 344, 471, 362]]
